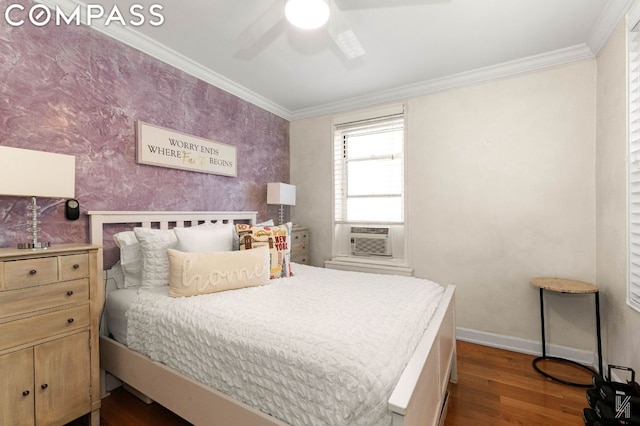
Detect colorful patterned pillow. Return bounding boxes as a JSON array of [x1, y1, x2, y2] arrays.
[[235, 222, 293, 279]]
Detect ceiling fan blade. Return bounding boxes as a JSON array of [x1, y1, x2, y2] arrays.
[[236, 0, 285, 52], [327, 0, 366, 60]]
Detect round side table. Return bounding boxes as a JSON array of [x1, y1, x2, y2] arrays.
[[530, 277, 603, 387]]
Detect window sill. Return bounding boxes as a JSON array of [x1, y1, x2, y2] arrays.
[[324, 257, 413, 277]]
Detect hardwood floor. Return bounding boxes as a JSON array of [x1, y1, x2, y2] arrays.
[[71, 341, 591, 425], [445, 341, 589, 425]]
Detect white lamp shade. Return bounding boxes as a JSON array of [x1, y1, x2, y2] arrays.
[[0, 146, 75, 198], [267, 182, 296, 206]]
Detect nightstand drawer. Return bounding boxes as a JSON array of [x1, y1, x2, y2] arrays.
[[290, 227, 310, 265], [60, 254, 89, 281], [0, 305, 90, 351], [291, 254, 309, 265], [292, 243, 308, 256], [292, 239, 308, 250], [0, 279, 89, 320], [291, 230, 309, 246], [4, 257, 58, 290]]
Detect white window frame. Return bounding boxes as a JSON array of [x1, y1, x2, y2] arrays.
[[628, 3, 640, 313], [334, 112, 405, 225], [330, 103, 408, 264]]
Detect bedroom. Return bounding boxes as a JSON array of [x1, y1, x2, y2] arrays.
[[0, 0, 638, 425]]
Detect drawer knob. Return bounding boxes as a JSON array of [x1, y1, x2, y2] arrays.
[[41, 384, 48, 390], [66, 290, 74, 296], [67, 318, 75, 324], [29, 269, 37, 275], [73, 264, 80, 269], [22, 390, 30, 397]]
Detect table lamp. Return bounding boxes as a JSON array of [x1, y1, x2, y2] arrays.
[[0, 146, 76, 249], [267, 182, 296, 225]]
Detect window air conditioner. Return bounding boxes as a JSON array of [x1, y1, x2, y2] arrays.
[[350, 226, 391, 257]]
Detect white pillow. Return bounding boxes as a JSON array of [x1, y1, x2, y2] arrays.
[[110, 260, 126, 289], [133, 227, 178, 288], [167, 247, 270, 297], [113, 231, 142, 288], [174, 223, 235, 252]]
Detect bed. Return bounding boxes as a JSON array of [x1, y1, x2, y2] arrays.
[[89, 210, 457, 426]]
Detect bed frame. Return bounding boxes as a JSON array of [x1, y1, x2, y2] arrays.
[[88, 210, 457, 426]]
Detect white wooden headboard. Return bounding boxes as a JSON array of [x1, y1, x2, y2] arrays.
[[88, 210, 258, 246], [87, 209, 259, 297]]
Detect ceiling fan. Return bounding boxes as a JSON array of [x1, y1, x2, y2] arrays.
[[237, 0, 450, 61]]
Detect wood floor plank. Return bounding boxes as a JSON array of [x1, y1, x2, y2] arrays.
[[68, 340, 589, 425], [445, 341, 587, 426]]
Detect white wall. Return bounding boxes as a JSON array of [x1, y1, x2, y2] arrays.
[[289, 115, 333, 265], [407, 61, 597, 349], [596, 18, 640, 374], [291, 60, 599, 351]]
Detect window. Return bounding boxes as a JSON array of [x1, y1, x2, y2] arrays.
[[330, 104, 406, 263], [334, 106, 405, 224], [628, 5, 640, 313]]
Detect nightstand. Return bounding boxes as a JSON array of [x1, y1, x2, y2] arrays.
[[291, 226, 310, 265], [0, 244, 102, 426], [530, 277, 602, 387]]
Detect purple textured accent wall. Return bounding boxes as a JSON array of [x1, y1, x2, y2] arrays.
[[0, 0, 290, 264]]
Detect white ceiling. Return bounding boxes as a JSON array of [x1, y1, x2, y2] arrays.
[[40, 0, 633, 120]]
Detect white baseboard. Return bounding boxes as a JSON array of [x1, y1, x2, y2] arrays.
[[324, 259, 413, 276], [456, 327, 598, 367]]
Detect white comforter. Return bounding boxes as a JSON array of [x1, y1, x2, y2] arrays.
[[126, 264, 444, 426]]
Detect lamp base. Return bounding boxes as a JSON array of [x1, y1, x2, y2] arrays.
[[17, 241, 50, 250], [278, 205, 285, 225], [19, 196, 50, 249]]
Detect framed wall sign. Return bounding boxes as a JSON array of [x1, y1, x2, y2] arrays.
[[136, 121, 237, 177]]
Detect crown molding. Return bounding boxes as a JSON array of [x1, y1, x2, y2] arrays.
[[34, 0, 623, 122], [290, 43, 595, 120], [34, 0, 293, 120], [93, 26, 293, 120], [586, 0, 634, 54]]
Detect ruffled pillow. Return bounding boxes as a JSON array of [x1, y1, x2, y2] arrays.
[[133, 227, 177, 288]]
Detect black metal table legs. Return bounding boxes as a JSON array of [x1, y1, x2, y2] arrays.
[[532, 288, 603, 387]]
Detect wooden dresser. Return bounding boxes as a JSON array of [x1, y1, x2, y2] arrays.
[[291, 226, 310, 265], [0, 244, 101, 426]]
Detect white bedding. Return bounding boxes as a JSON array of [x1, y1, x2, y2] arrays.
[[105, 288, 138, 345], [125, 263, 444, 426]]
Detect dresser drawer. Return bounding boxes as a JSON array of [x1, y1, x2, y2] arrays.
[[60, 253, 89, 281], [0, 279, 89, 320], [3, 257, 58, 290], [0, 305, 90, 351]]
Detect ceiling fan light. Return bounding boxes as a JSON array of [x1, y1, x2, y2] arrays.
[[285, 0, 330, 30]]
